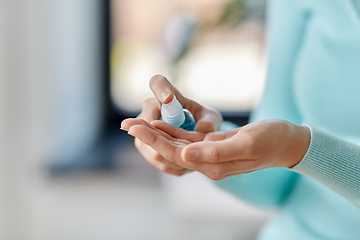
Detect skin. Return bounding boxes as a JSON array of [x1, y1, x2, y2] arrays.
[[131, 75, 223, 176], [121, 75, 311, 180]]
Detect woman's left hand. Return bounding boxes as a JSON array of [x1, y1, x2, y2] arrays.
[[121, 118, 310, 180]]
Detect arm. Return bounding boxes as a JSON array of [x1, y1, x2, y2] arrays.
[[213, 0, 309, 208], [291, 126, 360, 208]]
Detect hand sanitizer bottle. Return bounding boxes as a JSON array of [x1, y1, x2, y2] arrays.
[[161, 96, 195, 131]]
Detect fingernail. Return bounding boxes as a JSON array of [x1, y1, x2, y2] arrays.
[[186, 149, 198, 161], [161, 91, 170, 102], [127, 128, 135, 136]]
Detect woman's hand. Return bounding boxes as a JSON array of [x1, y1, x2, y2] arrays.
[[129, 75, 223, 176], [121, 118, 311, 180]]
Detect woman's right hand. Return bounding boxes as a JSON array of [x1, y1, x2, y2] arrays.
[[129, 75, 223, 176]]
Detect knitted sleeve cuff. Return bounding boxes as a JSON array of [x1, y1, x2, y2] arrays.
[[290, 125, 360, 208]]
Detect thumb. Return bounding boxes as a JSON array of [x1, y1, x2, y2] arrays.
[[194, 120, 215, 133], [149, 75, 175, 104], [194, 109, 223, 133]]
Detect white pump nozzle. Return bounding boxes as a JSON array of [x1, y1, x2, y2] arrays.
[[161, 96, 185, 127]]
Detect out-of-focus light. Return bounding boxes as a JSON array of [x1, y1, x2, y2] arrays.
[[176, 42, 265, 111], [111, 38, 172, 113]]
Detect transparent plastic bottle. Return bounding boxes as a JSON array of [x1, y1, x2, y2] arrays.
[[161, 96, 195, 131]]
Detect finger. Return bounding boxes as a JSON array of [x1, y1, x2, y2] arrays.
[[128, 122, 204, 171], [150, 75, 188, 105], [152, 119, 237, 144], [135, 138, 185, 170], [138, 135, 242, 178], [195, 119, 215, 133], [124, 118, 191, 147], [121, 118, 157, 131], [194, 108, 223, 132], [154, 162, 188, 176], [151, 120, 206, 142], [135, 139, 187, 176], [128, 125, 184, 162], [138, 97, 161, 122], [149, 75, 175, 104], [181, 134, 251, 163], [149, 75, 223, 133], [135, 138, 194, 176], [130, 124, 258, 180]]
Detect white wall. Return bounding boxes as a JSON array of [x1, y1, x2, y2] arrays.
[[0, 1, 103, 239]]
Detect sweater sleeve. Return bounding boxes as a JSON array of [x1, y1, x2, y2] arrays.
[[290, 125, 360, 208], [213, 0, 308, 208]]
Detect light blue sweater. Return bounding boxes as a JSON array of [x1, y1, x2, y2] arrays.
[[215, 0, 360, 239]]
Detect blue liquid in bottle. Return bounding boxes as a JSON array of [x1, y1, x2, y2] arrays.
[[179, 109, 195, 131], [161, 96, 195, 131]]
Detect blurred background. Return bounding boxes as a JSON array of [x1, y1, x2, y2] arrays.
[[0, 0, 274, 239]]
